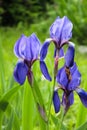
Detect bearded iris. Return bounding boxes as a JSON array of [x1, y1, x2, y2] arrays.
[[13, 33, 40, 85], [40, 16, 73, 81], [53, 42, 87, 114]]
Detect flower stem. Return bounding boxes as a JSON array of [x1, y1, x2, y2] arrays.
[[48, 51, 59, 129]]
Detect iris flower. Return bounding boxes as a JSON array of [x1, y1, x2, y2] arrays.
[[53, 42, 87, 113], [13, 33, 40, 85], [40, 16, 73, 81]]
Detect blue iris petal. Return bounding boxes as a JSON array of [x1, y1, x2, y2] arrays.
[[54, 47, 64, 58], [50, 16, 73, 46], [68, 66, 81, 90], [14, 61, 28, 85], [40, 61, 52, 81], [60, 16, 73, 46], [53, 90, 60, 113], [28, 33, 40, 60], [40, 39, 52, 61], [14, 33, 41, 61], [56, 67, 68, 88], [65, 42, 75, 67], [59, 48, 64, 58], [14, 34, 26, 58], [62, 92, 74, 107], [76, 88, 87, 107], [24, 33, 40, 61]]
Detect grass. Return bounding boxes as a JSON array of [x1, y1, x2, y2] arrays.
[[0, 24, 87, 130]]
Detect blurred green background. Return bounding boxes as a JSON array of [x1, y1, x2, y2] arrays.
[[0, 0, 87, 130]]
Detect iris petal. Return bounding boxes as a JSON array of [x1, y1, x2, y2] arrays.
[[68, 64, 81, 90], [62, 92, 74, 111], [76, 88, 87, 107], [24, 33, 40, 61], [50, 16, 73, 46], [53, 90, 60, 113], [40, 61, 52, 81], [61, 16, 73, 45], [40, 39, 52, 61], [54, 47, 64, 58], [65, 42, 75, 67], [13, 61, 28, 85], [50, 16, 63, 43], [14, 34, 26, 58], [29, 33, 40, 60], [56, 67, 68, 88], [59, 48, 64, 58]]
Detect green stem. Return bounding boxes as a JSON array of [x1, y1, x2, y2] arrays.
[[48, 50, 59, 129]]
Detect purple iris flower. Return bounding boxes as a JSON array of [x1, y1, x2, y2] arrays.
[[40, 16, 73, 81], [53, 42, 87, 113], [13, 33, 40, 85]]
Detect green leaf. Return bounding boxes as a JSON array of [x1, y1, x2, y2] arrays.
[[5, 104, 20, 130], [32, 77, 48, 122], [76, 122, 87, 130], [22, 81, 34, 130], [6, 112, 14, 130], [0, 85, 20, 111], [51, 114, 67, 130]]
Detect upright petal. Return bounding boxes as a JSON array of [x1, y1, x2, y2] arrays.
[[61, 16, 73, 46], [53, 90, 60, 113], [29, 33, 40, 60], [14, 34, 26, 58], [40, 61, 52, 81], [50, 16, 73, 46], [65, 42, 75, 67], [13, 61, 28, 85], [56, 67, 68, 88], [40, 38, 52, 61], [23, 36, 33, 60], [76, 88, 87, 107], [50, 16, 64, 44]]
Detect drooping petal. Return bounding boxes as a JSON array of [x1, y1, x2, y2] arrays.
[[68, 64, 81, 90], [40, 61, 52, 81], [50, 16, 73, 46], [65, 42, 75, 67], [62, 92, 74, 111], [53, 90, 60, 113], [13, 61, 28, 85], [56, 67, 68, 88], [40, 38, 52, 61], [29, 33, 40, 60], [14, 34, 26, 58], [76, 88, 87, 107]]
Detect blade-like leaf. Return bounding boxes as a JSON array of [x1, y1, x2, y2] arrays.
[[76, 122, 87, 130], [32, 77, 48, 122], [22, 81, 34, 130], [0, 85, 20, 111]]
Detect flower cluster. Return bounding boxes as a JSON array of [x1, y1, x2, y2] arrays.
[[13, 16, 87, 114]]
